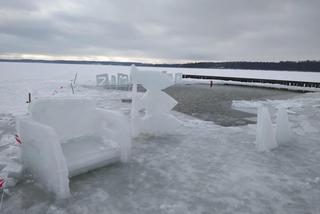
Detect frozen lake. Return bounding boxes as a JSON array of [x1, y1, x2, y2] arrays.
[[0, 62, 320, 214]]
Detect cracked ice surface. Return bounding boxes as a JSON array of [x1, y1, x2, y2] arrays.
[[0, 63, 320, 213]]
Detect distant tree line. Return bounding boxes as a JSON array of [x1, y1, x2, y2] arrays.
[[1, 59, 320, 72], [153, 61, 320, 72]]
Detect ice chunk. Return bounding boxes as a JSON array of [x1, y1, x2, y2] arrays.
[[256, 106, 278, 152], [276, 107, 292, 145], [131, 66, 174, 90]]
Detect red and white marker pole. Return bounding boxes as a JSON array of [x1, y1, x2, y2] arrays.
[[15, 134, 22, 145], [0, 178, 5, 190], [0, 177, 5, 210]]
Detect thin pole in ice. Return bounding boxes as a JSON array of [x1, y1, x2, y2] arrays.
[[70, 82, 75, 94], [256, 106, 278, 152], [131, 64, 139, 137], [275, 107, 292, 146], [73, 72, 78, 85], [26, 93, 31, 103]]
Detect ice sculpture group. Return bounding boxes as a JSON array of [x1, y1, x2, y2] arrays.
[[14, 64, 293, 198], [96, 73, 131, 87], [256, 106, 292, 152], [15, 65, 180, 198], [96, 71, 183, 87]]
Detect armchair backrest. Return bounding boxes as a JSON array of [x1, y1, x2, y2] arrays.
[[29, 98, 96, 141]]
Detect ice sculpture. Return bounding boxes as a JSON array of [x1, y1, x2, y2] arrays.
[[161, 71, 174, 81], [16, 97, 131, 198], [175, 73, 183, 84], [111, 75, 117, 85], [276, 107, 292, 145], [131, 65, 180, 137], [117, 73, 129, 85], [256, 106, 278, 152], [96, 73, 109, 87]]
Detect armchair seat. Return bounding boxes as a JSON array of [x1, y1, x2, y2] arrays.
[[62, 135, 120, 177]]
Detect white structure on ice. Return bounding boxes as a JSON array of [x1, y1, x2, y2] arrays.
[[175, 73, 183, 84], [96, 73, 109, 87], [256, 106, 278, 152], [160, 71, 183, 84], [117, 73, 130, 85], [111, 75, 117, 85], [275, 107, 292, 145], [131, 65, 180, 137], [96, 73, 131, 89], [16, 97, 131, 198]]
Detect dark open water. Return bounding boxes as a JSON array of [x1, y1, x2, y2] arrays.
[[165, 84, 300, 126]]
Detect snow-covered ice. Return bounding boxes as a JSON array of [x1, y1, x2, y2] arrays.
[[0, 62, 320, 213]]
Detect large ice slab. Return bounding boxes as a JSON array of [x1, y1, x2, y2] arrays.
[[276, 107, 292, 145], [256, 106, 278, 152]]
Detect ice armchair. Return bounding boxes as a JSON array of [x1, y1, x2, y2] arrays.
[[16, 97, 131, 198]]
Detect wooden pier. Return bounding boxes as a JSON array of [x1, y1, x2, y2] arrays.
[[182, 74, 320, 88]]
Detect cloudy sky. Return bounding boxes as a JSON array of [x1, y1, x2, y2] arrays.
[[0, 0, 319, 63]]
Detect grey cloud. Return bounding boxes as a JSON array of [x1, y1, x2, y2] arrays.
[[0, 0, 319, 62], [0, 0, 39, 11]]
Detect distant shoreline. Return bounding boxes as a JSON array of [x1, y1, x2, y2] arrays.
[[1, 58, 320, 72]]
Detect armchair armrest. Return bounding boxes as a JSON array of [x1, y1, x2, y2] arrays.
[[95, 109, 131, 163], [16, 116, 70, 198]]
